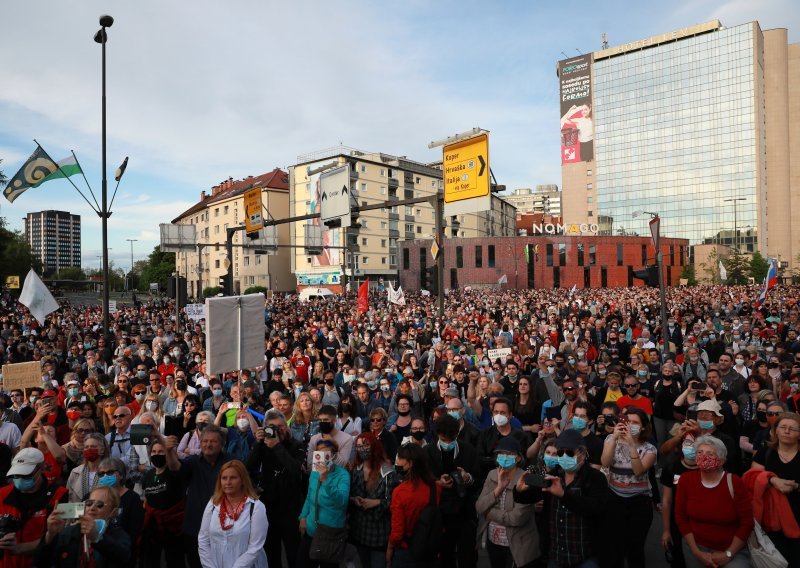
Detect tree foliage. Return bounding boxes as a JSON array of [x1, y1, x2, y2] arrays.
[[139, 246, 176, 290], [749, 251, 770, 282], [0, 217, 42, 289], [53, 266, 87, 280], [244, 286, 267, 295], [679, 264, 697, 286], [203, 286, 223, 297], [722, 249, 749, 285]]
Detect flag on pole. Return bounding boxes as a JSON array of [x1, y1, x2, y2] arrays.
[[524, 244, 530, 265], [358, 278, 370, 314], [719, 260, 727, 282], [387, 283, 406, 306], [569, 284, 577, 297], [18, 269, 60, 324], [3, 146, 62, 203], [498, 274, 508, 285], [755, 259, 779, 309]]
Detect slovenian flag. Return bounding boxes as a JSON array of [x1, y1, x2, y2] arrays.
[[755, 258, 779, 309]]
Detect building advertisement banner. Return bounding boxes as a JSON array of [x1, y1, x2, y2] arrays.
[[308, 168, 341, 267], [559, 54, 593, 164]]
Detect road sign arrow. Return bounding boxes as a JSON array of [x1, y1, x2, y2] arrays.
[[341, 184, 348, 195], [478, 155, 486, 176], [321, 192, 327, 201]]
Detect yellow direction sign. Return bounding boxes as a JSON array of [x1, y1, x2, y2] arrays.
[[430, 240, 440, 260], [224, 256, 231, 271], [443, 133, 489, 204], [5, 275, 20, 289], [244, 188, 264, 233]]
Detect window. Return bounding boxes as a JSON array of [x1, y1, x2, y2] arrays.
[[558, 243, 566, 266], [380, 186, 386, 194], [362, 257, 369, 265], [390, 255, 396, 266], [488, 245, 496, 268], [403, 249, 410, 269], [382, 257, 387, 265], [589, 245, 596, 266], [256, 255, 261, 265], [243, 256, 250, 266], [361, 220, 368, 228], [587, 197, 593, 203], [405, 206, 413, 215], [405, 223, 414, 233], [362, 200, 368, 208], [214, 225, 220, 234], [456, 246, 463, 268], [360, 164, 366, 173], [584, 266, 591, 288], [381, 222, 387, 229], [670, 245, 675, 265], [546, 244, 554, 266], [214, 208, 219, 217], [577, 243, 584, 266], [586, 183, 592, 190], [587, 170, 592, 176], [642, 245, 647, 265], [381, 239, 387, 248], [553, 267, 560, 288], [475, 245, 483, 268], [416, 226, 422, 234], [415, 177, 420, 184], [215, 260, 220, 268], [224, 205, 229, 214], [361, 238, 368, 245], [601, 267, 607, 287], [588, 211, 593, 217], [617, 244, 623, 266], [361, 183, 367, 193], [380, 168, 385, 176]]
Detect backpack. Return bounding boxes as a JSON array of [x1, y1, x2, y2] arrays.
[[409, 483, 441, 561]]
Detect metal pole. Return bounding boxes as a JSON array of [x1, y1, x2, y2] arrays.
[[655, 219, 669, 363], [126, 238, 137, 292], [434, 196, 445, 317], [225, 227, 236, 296], [197, 244, 204, 303], [173, 272, 180, 335], [97, 19, 112, 343]]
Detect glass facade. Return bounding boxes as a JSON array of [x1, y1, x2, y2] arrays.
[[594, 24, 762, 253]]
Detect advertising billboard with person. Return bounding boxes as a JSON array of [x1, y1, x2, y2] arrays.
[[559, 54, 594, 164]]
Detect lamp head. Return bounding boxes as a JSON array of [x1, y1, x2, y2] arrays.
[[631, 210, 644, 219], [99, 15, 114, 27]]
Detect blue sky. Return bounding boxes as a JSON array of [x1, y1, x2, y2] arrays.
[[1, 0, 797, 271]]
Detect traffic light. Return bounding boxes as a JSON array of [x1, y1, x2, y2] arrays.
[[633, 265, 659, 287], [422, 266, 438, 295], [323, 218, 342, 229], [168, 276, 188, 306]]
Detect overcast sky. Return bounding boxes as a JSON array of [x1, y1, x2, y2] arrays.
[[1, 0, 797, 271]]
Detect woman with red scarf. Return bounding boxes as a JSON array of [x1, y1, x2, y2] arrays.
[[198, 460, 268, 568]]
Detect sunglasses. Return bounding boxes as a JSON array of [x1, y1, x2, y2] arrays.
[[556, 449, 578, 457], [766, 411, 782, 417], [98, 469, 118, 476], [562, 386, 575, 392], [85, 500, 106, 509], [370, 418, 385, 423], [112, 414, 128, 419], [75, 428, 94, 434], [624, 384, 638, 389]]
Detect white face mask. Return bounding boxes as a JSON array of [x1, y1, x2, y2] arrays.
[[236, 418, 249, 430], [629, 424, 641, 437], [493, 414, 509, 427], [145, 401, 158, 411]]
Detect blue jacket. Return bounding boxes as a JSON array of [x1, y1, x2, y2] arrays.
[[300, 465, 350, 536]]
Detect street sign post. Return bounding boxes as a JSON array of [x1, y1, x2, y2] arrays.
[[244, 188, 264, 234], [319, 165, 351, 228], [443, 133, 490, 216]]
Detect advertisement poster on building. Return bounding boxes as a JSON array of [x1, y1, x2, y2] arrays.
[[559, 54, 593, 164], [308, 167, 340, 267]]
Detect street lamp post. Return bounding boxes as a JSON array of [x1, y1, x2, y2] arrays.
[[633, 210, 669, 362], [126, 238, 138, 292], [723, 198, 746, 252], [94, 14, 114, 341]]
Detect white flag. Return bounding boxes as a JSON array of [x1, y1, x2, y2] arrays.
[[393, 286, 406, 306], [498, 274, 508, 285], [569, 284, 577, 297], [18, 269, 60, 324], [719, 261, 727, 282]]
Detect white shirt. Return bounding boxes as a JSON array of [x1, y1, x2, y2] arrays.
[[198, 497, 268, 568], [0, 422, 21, 450]]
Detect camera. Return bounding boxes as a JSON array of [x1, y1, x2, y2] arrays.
[[524, 466, 552, 488], [264, 426, 277, 439], [0, 515, 20, 539], [449, 470, 466, 498], [603, 414, 617, 427]]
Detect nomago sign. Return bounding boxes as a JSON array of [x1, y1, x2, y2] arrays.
[[443, 133, 490, 216]]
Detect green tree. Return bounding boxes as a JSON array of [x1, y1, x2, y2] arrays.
[[679, 264, 698, 286], [203, 286, 223, 297], [139, 246, 176, 290], [700, 247, 722, 284], [723, 249, 750, 285], [53, 266, 87, 280], [749, 251, 770, 283], [244, 286, 267, 295], [0, 217, 42, 290], [0, 158, 6, 188]]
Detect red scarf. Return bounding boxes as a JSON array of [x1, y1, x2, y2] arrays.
[[219, 497, 247, 530]]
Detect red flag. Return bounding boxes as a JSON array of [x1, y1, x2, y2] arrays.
[[358, 279, 369, 314]]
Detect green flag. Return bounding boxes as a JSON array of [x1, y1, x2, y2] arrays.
[[524, 244, 531, 264], [2, 147, 82, 203]]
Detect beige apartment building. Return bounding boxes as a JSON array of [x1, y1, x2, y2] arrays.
[[560, 20, 800, 271], [289, 146, 516, 290], [502, 185, 562, 217], [171, 169, 294, 296]]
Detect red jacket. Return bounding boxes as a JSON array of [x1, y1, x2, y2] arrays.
[[0, 482, 68, 568], [742, 469, 800, 538], [389, 480, 440, 548]]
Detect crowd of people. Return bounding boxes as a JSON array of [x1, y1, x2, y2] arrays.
[[0, 283, 798, 568]]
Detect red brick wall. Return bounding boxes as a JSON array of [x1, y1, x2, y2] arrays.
[[399, 235, 688, 291]]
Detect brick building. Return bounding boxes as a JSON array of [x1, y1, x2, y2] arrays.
[[399, 235, 689, 291]]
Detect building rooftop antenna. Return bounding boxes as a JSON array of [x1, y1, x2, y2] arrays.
[[560, 51, 569, 59], [602, 33, 608, 49], [575, 48, 582, 55]]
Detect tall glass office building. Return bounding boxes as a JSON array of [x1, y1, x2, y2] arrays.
[[559, 20, 799, 271]]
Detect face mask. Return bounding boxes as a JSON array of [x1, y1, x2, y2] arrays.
[[411, 430, 426, 441], [94, 518, 107, 538], [572, 416, 587, 431], [438, 440, 457, 451], [83, 448, 100, 462], [380, 385, 390, 392], [698, 420, 714, 431], [30, 396, 39, 405], [356, 447, 371, 460], [67, 410, 81, 421], [496, 454, 517, 469], [609, 384, 619, 391], [134, 392, 145, 402], [598, 370, 607, 376], [194, 357, 201, 363], [547, 366, 555, 374], [212, 389, 223, 397], [756, 411, 767, 422], [68, 388, 80, 397], [629, 425, 641, 437], [367, 381, 376, 389], [145, 401, 158, 411], [345, 375, 356, 383], [429, 381, 437, 389], [791, 383, 800, 392], [176, 381, 187, 391], [236, 418, 250, 430], [120, 367, 128, 373], [13, 477, 36, 491], [638, 370, 648, 377], [695, 454, 724, 472], [568, 358, 576, 365], [394, 464, 407, 477], [493, 414, 509, 427], [151, 454, 167, 468], [196, 421, 209, 431], [558, 454, 579, 472], [98, 474, 118, 488], [708, 335, 716, 341], [319, 421, 334, 434], [137, 370, 146, 378], [543, 455, 560, 469], [447, 410, 461, 421], [682, 446, 696, 461], [163, 358, 170, 364]]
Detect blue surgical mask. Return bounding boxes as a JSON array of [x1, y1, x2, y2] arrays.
[[13, 477, 36, 491], [558, 454, 578, 472], [447, 410, 461, 421], [698, 420, 714, 431], [495, 454, 517, 469], [438, 440, 457, 452], [571, 416, 587, 431], [429, 381, 437, 389], [212, 389, 223, 397], [638, 370, 648, 377], [682, 446, 696, 461], [94, 518, 107, 537], [68, 388, 79, 397], [367, 381, 376, 389], [543, 455, 560, 469], [98, 474, 118, 488]]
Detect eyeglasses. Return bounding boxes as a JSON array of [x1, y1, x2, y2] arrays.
[[85, 500, 106, 509], [98, 470, 118, 477], [112, 414, 129, 419], [562, 387, 575, 392], [776, 426, 800, 433], [556, 449, 578, 457], [76, 428, 94, 434], [370, 417, 385, 423], [766, 411, 783, 417], [149, 378, 161, 382], [624, 384, 638, 389]]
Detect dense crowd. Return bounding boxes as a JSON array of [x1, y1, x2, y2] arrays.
[[0, 283, 799, 568]]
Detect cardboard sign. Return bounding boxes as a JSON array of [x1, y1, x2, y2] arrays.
[[108, 300, 117, 314], [487, 348, 512, 362], [1, 361, 42, 390], [185, 303, 207, 321]]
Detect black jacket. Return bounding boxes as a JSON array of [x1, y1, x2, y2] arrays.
[[476, 427, 531, 480], [246, 435, 305, 517], [426, 440, 480, 516], [35, 524, 132, 568]]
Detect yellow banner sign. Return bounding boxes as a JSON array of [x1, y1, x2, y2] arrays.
[[5, 275, 20, 289], [244, 188, 264, 233], [443, 133, 489, 204]]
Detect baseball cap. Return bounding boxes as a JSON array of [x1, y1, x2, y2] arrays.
[[8, 448, 45, 477], [41, 389, 58, 399]]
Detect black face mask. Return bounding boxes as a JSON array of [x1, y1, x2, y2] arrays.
[[176, 381, 187, 391], [398, 410, 411, 417], [394, 465, 407, 478], [411, 430, 426, 441], [340, 403, 352, 414], [319, 421, 334, 434], [324, 379, 335, 386], [150, 455, 167, 469], [756, 411, 767, 423]]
